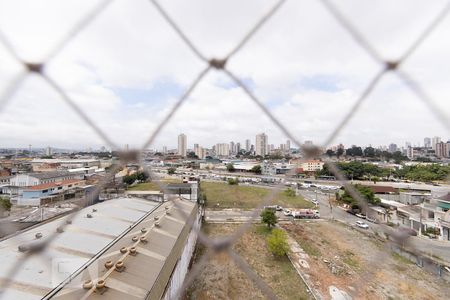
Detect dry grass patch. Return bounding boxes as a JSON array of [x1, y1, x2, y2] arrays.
[[202, 181, 313, 209], [185, 224, 311, 300]]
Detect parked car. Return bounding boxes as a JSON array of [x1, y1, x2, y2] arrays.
[[283, 209, 292, 216], [263, 205, 283, 211], [311, 199, 319, 205], [366, 217, 378, 223], [355, 221, 369, 229], [355, 213, 366, 219]]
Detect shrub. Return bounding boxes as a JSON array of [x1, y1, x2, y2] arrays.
[[0, 197, 12, 212], [267, 228, 289, 257], [227, 178, 238, 185]]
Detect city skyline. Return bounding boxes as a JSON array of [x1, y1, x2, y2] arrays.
[[1, 1, 449, 150]]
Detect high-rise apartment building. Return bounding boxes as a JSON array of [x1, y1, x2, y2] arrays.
[[435, 141, 450, 158], [194, 144, 199, 157], [255, 133, 268, 156], [230, 142, 235, 155], [286, 140, 291, 150], [178, 134, 187, 157], [388, 143, 397, 153], [45, 146, 52, 156], [196, 146, 206, 159], [424, 137, 431, 148], [215, 143, 230, 156], [432, 136, 441, 150], [236, 142, 241, 154], [245, 139, 251, 152]]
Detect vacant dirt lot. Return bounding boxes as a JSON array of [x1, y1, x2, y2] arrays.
[[201, 181, 313, 209], [185, 224, 312, 300], [283, 221, 450, 300]]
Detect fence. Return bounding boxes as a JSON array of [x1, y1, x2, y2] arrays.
[[0, 0, 449, 299]]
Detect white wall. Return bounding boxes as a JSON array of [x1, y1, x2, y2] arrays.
[[162, 209, 201, 300]]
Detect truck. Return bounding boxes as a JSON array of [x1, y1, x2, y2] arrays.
[[292, 209, 320, 219]]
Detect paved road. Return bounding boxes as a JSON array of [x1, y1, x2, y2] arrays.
[[205, 209, 292, 223]]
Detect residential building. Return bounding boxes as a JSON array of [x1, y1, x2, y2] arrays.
[[45, 146, 52, 156], [286, 140, 291, 150], [215, 143, 230, 157], [261, 161, 293, 175], [178, 133, 187, 157], [255, 133, 268, 156], [406, 146, 414, 159], [435, 141, 450, 158], [196, 146, 206, 159], [193, 144, 199, 157], [421, 193, 450, 241], [245, 139, 251, 152], [424, 137, 431, 148], [230, 141, 236, 155], [291, 159, 324, 173], [431, 136, 441, 150], [388, 143, 397, 153]]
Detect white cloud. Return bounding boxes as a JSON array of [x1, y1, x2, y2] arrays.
[[0, 0, 449, 150]]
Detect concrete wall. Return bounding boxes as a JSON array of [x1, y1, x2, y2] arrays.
[[391, 245, 450, 282], [162, 208, 201, 300]]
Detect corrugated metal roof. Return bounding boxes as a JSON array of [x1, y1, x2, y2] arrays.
[[0, 197, 161, 299], [49, 199, 197, 300], [24, 171, 82, 180]]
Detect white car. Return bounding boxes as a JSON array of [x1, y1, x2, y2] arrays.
[[283, 209, 292, 216], [355, 213, 366, 219], [355, 221, 369, 229], [311, 199, 319, 205]]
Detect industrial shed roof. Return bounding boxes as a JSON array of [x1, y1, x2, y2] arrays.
[[0, 197, 197, 300]]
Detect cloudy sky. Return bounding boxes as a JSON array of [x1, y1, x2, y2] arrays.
[[0, 0, 449, 151]]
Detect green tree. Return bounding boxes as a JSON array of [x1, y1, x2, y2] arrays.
[[340, 184, 381, 206], [0, 197, 12, 212], [123, 174, 137, 185], [250, 165, 262, 174], [187, 151, 198, 159], [363, 146, 376, 157], [267, 228, 290, 257], [325, 149, 335, 157], [167, 167, 176, 175], [261, 209, 278, 227], [226, 163, 235, 172], [136, 172, 149, 182]]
